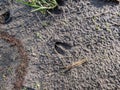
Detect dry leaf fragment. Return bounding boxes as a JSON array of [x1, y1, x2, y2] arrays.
[[64, 58, 87, 71]]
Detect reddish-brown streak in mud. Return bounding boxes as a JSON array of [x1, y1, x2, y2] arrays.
[[0, 31, 29, 90]]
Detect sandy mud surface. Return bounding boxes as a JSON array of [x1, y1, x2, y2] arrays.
[[0, 0, 120, 90]]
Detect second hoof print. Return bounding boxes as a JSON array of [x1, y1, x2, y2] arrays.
[[0, 10, 12, 24]]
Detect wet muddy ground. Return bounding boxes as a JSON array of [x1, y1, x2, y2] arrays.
[[0, 0, 120, 90]]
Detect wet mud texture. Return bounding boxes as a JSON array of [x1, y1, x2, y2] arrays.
[[0, 0, 120, 90]]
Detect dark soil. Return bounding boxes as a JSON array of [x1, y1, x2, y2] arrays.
[[0, 0, 120, 90]]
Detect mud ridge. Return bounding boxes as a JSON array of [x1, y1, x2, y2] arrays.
[[0, 31, 29, 90]]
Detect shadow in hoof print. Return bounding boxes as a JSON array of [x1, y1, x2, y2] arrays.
[[55, 42, 72, 55], [22, 86, 35, 90], [0, 0, 12, 24], [90, 0, 119, 8], [0, 10, 12, 24], [105, 0, 120, 4], [56, 0, 66, 6]]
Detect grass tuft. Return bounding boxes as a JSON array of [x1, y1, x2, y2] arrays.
[[16, 0, 58, 13]]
